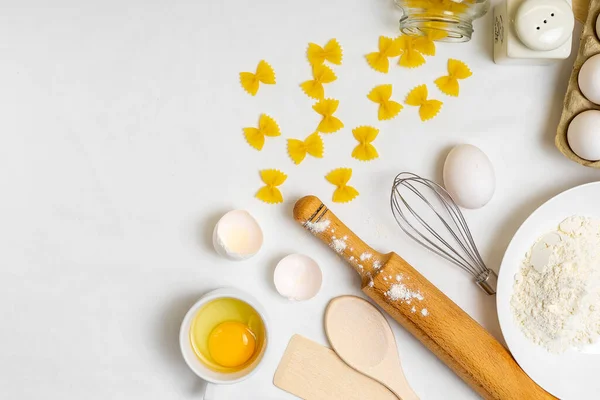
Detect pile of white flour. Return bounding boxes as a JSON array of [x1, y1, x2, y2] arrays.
[[511, 216, 600, 353]]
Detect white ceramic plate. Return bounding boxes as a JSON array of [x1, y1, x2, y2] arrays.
[[497, 182, 600, 400]]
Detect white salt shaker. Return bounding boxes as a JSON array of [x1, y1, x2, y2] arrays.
[[493, 0, 574, 65]]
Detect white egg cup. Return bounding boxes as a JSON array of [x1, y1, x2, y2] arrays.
[[179, 288, 269, 399]]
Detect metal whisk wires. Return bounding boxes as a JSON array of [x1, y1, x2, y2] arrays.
[[390, 172, 497, 295]]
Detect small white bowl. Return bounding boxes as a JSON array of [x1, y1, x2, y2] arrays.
[[180, 288, 269, 398], [274, 254, 322, 301], [213, 210, 263, 260]]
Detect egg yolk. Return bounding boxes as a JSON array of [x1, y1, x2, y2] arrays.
[[208, 321, 256, 368]]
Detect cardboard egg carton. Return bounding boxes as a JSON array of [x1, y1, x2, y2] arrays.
[[555, 0, 600, 167], [573, 0, 591, 23]]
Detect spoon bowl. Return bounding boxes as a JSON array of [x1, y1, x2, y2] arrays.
[[324, 295, 419, 400]]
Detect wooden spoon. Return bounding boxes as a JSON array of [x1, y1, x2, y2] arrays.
[[325, 295, 419, 400]]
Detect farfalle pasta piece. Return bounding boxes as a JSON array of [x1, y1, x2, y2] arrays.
[[243, 114, 281, 150], [412, 28, 447, 56], [287, 132, 324, 164], [352, 126, 379, 161], [405, 85, 443, 122], [307, 39, 343, 66], [239, 60, 276, 96], [326, 168, 359, 203], [256, 169, 287, 204], [413, 36, 435, 56], [367, 84, 403, 121], [434, 59, 472, 97], [365, 36, 402, 73], [300, 64, 337, 100], [313, 98, 344, 133], [396, 36, 426, 68]]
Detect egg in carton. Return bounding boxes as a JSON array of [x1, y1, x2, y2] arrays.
[[555, 0, 600, 166]]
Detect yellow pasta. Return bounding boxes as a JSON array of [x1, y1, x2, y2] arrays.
[[325, 168, 359, 203], [365, 36, 402, 73], [413, 37, 435, 56], [287, 132, 324, 164], [239, 60, 276, 96], [405, 85, 443, 122], [434, 59, 472, 97], [300, 64, 337, 100], [313, 98, 344, 134], [367, 84, 403, 121], [256, 169, 287, 204], [243, 114, 281, 150], [352, 126, 379, 161], [307, 39, 343, 66], [396, 36, 426, 68]]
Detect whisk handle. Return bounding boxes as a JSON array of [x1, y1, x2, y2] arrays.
[[293, 195, 386, 281]]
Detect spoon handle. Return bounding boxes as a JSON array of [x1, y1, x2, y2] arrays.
[[379, 372, 419, 400]]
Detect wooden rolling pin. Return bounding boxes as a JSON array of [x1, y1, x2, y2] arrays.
[[294, 196, 555, 400]]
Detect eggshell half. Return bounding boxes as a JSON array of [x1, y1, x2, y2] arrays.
[[273, 254, 322, 301], [213, 210, 263, 260], [578, 54, 600, 105], [567, 110, 600, 161], [443, 144, 495, 209]]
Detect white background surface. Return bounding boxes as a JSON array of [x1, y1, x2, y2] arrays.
[[2, 1, 598, 399]]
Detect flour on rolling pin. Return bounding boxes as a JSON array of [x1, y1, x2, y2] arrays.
[[304, 212, 429, 315], [328, 233, 385, 273], [305, 219, 331, 233], [385, 274, 429, 317], [331, 236, 348, 253]]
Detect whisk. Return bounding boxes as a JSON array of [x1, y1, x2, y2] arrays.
[[390, 172, 497, 295]]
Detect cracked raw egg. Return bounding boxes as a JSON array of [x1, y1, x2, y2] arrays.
[[208, 321, 256, 368], [189, 297, 266, 372]]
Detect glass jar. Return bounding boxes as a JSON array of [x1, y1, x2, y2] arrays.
[[394, 0, 490, 42]]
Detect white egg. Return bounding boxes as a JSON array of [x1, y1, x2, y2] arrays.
[[443, 144, 495, 209], [212, 210, 263, 260], [273, 254, 322, 301], [578, 54, 600, 105], [597, 13, 600, 41], [567, 110, 600, 161]]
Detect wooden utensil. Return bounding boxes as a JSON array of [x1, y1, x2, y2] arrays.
[[293, 195, 556, 400], [325, 295, 419, 400], [273, 334, 397, 400]]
